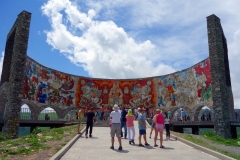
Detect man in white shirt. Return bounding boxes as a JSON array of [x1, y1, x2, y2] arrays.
[[110, 104, 122, 150]]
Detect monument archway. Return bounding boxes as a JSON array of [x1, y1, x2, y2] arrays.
[[0, 11, 235, 138]]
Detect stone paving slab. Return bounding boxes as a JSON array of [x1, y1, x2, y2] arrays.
[[61, 121, 219, 160]]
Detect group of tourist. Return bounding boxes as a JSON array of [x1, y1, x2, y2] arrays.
[[201, 113, 212, 121], [109, 104, 171, 150], [173, 109, 192, 121], [77, 104, 171, 151]]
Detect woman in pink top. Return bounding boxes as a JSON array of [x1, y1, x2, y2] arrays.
[[153, 109, 165, 148], [126, 109, 135, 145]]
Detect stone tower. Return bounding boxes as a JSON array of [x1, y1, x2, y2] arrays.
[[0, 11, 31, 138], [207, 14, 234, 138]]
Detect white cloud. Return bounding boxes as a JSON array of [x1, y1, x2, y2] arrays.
[[41, 0, 175, 79], [41, 0, 240, 109], [0, 51, 4, 80]]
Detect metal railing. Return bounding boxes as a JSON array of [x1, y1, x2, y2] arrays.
[[171, 121, 214, 125], [20, 108, 59, 121], [20, 108, 32, 120]]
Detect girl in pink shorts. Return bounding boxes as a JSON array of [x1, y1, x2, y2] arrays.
[[155, 124, 164, 132], [153, 109, 165, 148]]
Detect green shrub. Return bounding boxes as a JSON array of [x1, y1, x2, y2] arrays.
[[31, 127, 42, 134], [0, 132, 10, 141]]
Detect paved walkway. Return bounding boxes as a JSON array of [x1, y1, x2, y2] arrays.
[[61, 121, 218, 160]]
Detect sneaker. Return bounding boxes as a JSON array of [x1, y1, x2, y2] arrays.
[[131, 140, 135, 145], [85, 135, 88, 138], [118, 146, 122, 151], [110, 146, 114, 150], [129, 141, 132, 145]]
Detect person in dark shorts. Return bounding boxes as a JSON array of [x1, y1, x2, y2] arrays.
[[138, 108, 150, 147], [85, 107, 95, 138], [110, 104, 122, 151]]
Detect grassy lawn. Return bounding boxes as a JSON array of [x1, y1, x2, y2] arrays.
[[172, 131, 240, 160], [201, 131, 240, 147], [0, 124, 84, 160]]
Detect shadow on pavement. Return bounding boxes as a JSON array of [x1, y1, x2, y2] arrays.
[[130, 144, 155, 149], [113, 149, 129, 153], [88, 137, 98, 139], [160, 147, 174, 150]]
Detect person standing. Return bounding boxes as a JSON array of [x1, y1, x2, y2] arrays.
[[153, 109, 165, 148], [181, 109, 185, 121], [149, 110, 157, 138], [110, 104, 122, 150], [101, 106, 104, 120], [130, 106, 134, 115], [67, 113, 71, 121], [94, 110, 99, 123], [138, 108, 150, 147], [168, 110, 172, 119], [174, 111, 178, 121], [164, 112, 170, 140], [85, 107, 95, 138], [45, 114, 49, 121], [126, 109, 135, 145], [76, 111, 78, 120], [120, 107, 128, 138], [150, 108, 154, 119], [146, 107, 149, 118], [134, 108, 138, 120], [103, 107, 108, 120], [84, 107, 88, 118], [77, 108, 83, 134]]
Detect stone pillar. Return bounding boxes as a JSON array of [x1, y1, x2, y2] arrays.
[[1, 11, 31, 138], [207, 14, 233, 138]]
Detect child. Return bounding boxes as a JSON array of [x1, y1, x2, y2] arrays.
[[126, 109, 135, 145]]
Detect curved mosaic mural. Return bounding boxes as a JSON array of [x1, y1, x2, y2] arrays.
[[22, 57, 212, 110]]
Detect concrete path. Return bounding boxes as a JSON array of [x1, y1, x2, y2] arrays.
[[61, 121, 218, 160]]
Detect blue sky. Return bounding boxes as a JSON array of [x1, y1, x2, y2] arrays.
[[1, 0, 240, 109], [0, 0, 89, 77]]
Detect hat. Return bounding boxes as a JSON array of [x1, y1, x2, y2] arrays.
[[138, 107, 146, 112], [156, 109, 161, 112], [113, 104, 119, 111]]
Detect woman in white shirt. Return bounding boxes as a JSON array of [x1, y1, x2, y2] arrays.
[[164, 112, 170, 140]]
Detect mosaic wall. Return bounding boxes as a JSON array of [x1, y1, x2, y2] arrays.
[[22, 57, 212, 110], [154, 59, 212, 109]]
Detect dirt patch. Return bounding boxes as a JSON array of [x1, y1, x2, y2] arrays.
[[3, 135, 74, 160]]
